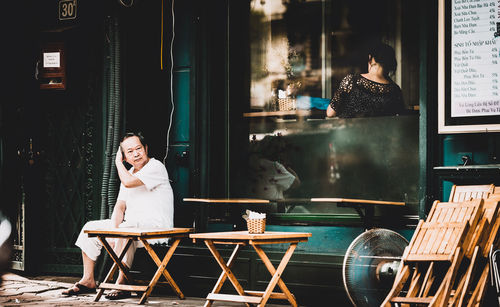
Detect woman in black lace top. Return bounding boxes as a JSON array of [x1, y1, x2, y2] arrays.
[[326, 42, 404, 118]]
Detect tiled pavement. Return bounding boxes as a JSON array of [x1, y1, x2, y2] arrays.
[[0, 273, 284, 306]]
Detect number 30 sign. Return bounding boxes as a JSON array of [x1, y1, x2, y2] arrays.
[[59, 0, 77, 21]]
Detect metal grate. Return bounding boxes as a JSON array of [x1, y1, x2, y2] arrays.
[[39, 102, 98, 271]]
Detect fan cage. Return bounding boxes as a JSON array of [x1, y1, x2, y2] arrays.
[[342, 228, 409, 307]]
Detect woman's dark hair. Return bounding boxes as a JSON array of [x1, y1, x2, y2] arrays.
[[122, 132, 147, 147], [368, 42, 397, 76]]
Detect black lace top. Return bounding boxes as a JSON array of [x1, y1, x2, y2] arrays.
[[329, 73, 404, 118]]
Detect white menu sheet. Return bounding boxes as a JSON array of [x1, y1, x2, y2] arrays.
[[451, 0, 500, 117]]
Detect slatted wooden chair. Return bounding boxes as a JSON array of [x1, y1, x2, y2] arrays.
[[446, 196, 500, 306], [493, 186, 500, 198], [448, 184, 494, 203], [461, 195, 500, 307], [382, 199, 483, 307]]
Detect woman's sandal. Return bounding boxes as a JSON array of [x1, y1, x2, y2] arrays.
[[61, 283, 97, 296], [105, 290, 132, 300]]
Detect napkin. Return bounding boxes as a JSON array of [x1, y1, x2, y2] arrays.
[[242, 210, 266, 220]]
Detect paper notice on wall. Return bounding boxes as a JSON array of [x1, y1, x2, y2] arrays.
[[43, 52, 61, 68], [451, 0, 500, 117]]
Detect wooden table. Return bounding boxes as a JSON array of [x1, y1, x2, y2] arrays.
[[183, 197, 403, 206], [183, 198, 270, 204], [310, 198, 404, 228], [184, 197, 404, 229], [285, 198, 404, 225], [190, 231, 311, 307], [85, 227, 193, 304]]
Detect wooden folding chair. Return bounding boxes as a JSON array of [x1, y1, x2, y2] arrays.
[[492, 186, 500, 198], [382, 199, 483, 307], [426, 200, 483, 258], [448, 184, 494, 203], [446, 197, 500, 306], [461, 196, 500, 307]]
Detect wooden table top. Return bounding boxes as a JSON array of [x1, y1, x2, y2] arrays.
[[85, 227, 194, 238], [183, 198, 270, 204], [309, 198, 405, 206], [190, 230, 311, 240], [183, 197, 404, 206]]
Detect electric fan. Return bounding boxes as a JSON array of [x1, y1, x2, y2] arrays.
[[343, 228, 408, 307]]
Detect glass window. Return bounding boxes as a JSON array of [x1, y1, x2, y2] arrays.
[[235, 0, 420, 223]]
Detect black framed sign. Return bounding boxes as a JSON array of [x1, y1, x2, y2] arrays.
[[438, 0, 500, 133]]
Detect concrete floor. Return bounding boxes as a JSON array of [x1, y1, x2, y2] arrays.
[[0, 273, 286, 307]]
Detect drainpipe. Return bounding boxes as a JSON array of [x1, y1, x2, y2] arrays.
[[107, 16, 122, 217], [100, 16, 122, 219]]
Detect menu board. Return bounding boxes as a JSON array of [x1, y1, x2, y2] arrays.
[[451, 0, 500, 117]]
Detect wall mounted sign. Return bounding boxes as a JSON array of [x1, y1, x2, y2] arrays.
[[43, 52, 61, 68], [439, 0, 500, 133], [39, 42, 66, 90], [59, 0, 77, 21]]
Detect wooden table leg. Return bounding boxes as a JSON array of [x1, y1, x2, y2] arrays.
[[94, 262, 118, 302], [252, 243, 298, 307], [94, 237, 134, 302], [99, 236, 135, 283], [204, 240, 251, 307], [203, 243, 243, 307], [138, 238, 184, 304]]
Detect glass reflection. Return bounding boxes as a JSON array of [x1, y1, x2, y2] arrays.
[[244, 0, 420, 218], [247, 134, 301, 202], [250, 0, 327, 112]]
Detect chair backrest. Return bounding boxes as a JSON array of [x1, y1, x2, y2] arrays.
[[403, 220, 469, 262], [426, 199, 483, 224], [448, 184, 495, 203], [480, 197, 500, 257], [492, 186, 500, 198], [404, 199, 483, 262], [461, 197, 500, 258]]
